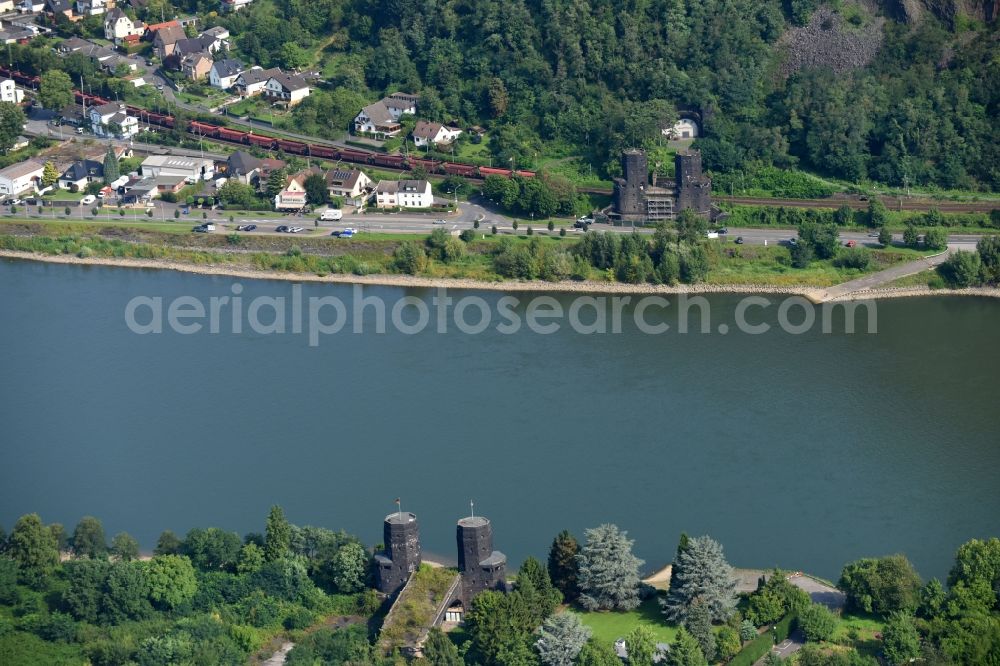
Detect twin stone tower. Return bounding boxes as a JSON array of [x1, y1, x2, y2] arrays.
[[374, 509, 507, 607]]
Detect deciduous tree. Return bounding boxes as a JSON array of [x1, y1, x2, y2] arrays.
[[71, 516, 107, 559]]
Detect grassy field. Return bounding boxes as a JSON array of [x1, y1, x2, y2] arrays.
[[574, 598, 679, 647], [830, 611, 886, 657]]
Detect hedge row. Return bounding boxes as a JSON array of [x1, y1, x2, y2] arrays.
[[727, 613, 796, 666]]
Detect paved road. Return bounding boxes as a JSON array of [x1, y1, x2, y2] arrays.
[[812, 249, 953, 301]]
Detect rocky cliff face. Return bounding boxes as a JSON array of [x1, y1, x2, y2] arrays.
[[883, 0, 998, 24]]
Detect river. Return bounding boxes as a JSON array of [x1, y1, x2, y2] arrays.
[[1, 258, 998, 581]]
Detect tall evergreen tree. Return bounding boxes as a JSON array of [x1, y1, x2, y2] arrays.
[[624, 626, 657, 666], [265, 505, 291, 561], [576, 524, 644, 611], [662, 535, 737, 624], [667, 532, 691, 598], [667, 627, 708, 666], [103, 146, 120, 184], [548, 530, 580, 601], [517, 556, 562, 622], [684, 598, 717, 661], [535, 613, 591, 666], [41, 160, 58, 187]]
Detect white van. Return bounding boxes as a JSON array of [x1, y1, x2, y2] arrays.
[[320, 208, 343, 221]]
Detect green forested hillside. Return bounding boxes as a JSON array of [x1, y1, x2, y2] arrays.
[[206, 0, 999, 190]]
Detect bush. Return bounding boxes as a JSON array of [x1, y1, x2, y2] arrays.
[[547, 220, 555, 231], [834, 247, 873, 270], [283, 607, 314, 631], [924, 227, 948, 251], [491, 225, 497, 235], [938, 251, 983, 288], [878, 227, 892, 246], [459, 229, 476, 242], [174, 210, 180, 219], [526, 226, 534, 235], [797, 603, 836, 642], [393, 242, 428, 275], [64, 207, 71, 216], [77, 246, 93, 258], [559, 227, 566, 237]]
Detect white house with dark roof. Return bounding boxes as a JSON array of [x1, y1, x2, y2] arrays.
[[374, 179, 432, 209], [58, 160, 103, 191], [90, 102, 138, 139], [354, 92, 418, 138], [325, 168, 372, 207], [209, 59, 244, 90], [263, 72, 310, 106], [234, 66, 280, 97], [104, 8, 145, 43], [411, 120, 462, 149], [0, 160, 44, 196], [226, 150, 262, 184]]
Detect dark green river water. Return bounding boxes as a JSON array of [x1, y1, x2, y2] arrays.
[[1, 258, 998, 580]]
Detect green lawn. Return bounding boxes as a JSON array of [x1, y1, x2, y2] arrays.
[[830, 611, 886, 657], [575, 598, 679, 647]]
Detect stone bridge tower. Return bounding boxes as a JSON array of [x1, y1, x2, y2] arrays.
[[374, 511, 421, 596], [457, 514, 507, 607]]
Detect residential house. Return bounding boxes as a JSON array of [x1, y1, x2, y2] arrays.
[[411, 120, 462, 149], [273, 170, 314, 210], [45, 0, 74, 20], [225, 150, 262, 184], [209, 58, 243, 89], [263, 72, 310, 106], [354, 92, 418, 138], [201, 26, 230, 41], [180, 52, 212, 80], [104, 8, 145, 44], [233, 66, 280, 97], [89, 102, 139, 139], [58, 159, 103, 191], [173, 34, 222, 58], [0, 159, 44, 196], [220, 0, 253, 12], [60, 103, 85, 127], [140, 154, 213, 181], [0, 0, 15, 11], [57, 36, 93, 54], [257, 158, 285, 191], [0, 24, 36, 44], [151, 24, 186, 58], [662, 118, 699, 140], [0, 79, 24, 104], [325, 168, 371, 207], [374, 179, 432, 209], [119, 176, 158, 204], [76, 0, 108, 15], [19, 0, 45, 12]]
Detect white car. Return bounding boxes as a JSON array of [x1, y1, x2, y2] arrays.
[[81, 195, 97, 205], [7, 198, 22, 206], [288, 226, 304, 233], [433, 219, 447, 225]]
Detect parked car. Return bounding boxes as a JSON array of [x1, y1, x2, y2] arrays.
[[787, 238, 798, 246], [319, 208, 343, 221], [433, 219, 447, 225], [734, 236, 744, 244], [236, 224, 257, 231], [275, 225, 289, 233], [705, 231, 719, 239], [192, 224, 213, 233], [7, 198, 23, 206], [867, 232, 880, 238], [573, 219, 591, 229], [845, 239, 857, 247], [717, 227, 728, 234], [80, 195, 96, 205], [334, 229, 355, 238], [288, 226, 304, 233]]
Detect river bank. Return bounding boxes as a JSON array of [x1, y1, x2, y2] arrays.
[[5, 249, 1000, 300]]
